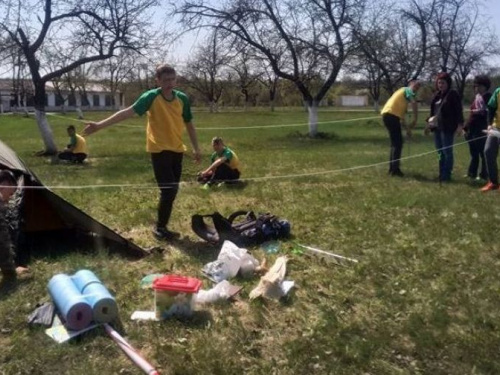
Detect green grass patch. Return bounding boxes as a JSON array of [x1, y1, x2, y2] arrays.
[[1, 108, 499, 374]]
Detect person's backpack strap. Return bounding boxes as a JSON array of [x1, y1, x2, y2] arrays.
[[229, 211, 257, 232], [191, 214, 220, 244], [211, 212, 243, 244]]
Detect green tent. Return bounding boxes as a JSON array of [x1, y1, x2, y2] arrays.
[[0, 139, 147, 260]]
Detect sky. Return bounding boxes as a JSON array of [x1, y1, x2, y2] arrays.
[[485, 0, 500, 59], [486, 0, 500, 33], [168, 0, 500, 66]]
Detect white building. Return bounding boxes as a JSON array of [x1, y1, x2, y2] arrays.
[[0, 79, 124, 113], [338, 95, 369, 107]]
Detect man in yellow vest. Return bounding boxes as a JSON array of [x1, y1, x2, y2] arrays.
[[381, 79, 421, 176], [83, 64, 201, 241], [58, 125, 88, 163]]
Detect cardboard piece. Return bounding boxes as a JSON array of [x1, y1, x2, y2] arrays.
[[45, 315, 98, 343]]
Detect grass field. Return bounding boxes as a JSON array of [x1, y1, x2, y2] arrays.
[[1, 108, 499, 375]]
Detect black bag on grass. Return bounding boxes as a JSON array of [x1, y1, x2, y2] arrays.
[[191, 210, 291, 247]]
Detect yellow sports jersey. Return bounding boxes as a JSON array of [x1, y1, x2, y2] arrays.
[[211, 147, 240, 171], [73, 134, 87, 154], [381, 87, 416, 119], [132, 88, 193, 153]]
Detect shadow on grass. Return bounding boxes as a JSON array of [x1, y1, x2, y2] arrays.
[[172, 236, 219, 261], [16, 229, 145, 266], [407, 172, 480, 188], [406, 172, 438, 184], [276, 130, 431, 147]]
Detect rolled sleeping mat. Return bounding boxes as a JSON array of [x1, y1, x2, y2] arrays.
[[72, 270, 118, 323], [48, 274, 93, 331]]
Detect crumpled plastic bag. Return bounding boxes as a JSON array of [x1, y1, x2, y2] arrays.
[[194, 280, 232, 305], [249, 256, 292, 300], [202, 241, 259, 282]]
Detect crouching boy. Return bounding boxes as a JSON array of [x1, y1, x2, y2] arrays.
[[198, 137, 241, 186]]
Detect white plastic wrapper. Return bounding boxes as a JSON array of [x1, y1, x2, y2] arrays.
[[202, 241, 259, 282], [193, 280, 232, 305]]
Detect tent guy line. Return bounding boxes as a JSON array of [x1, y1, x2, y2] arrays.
[[46, 112, 380, 130], [2, 136, 484, 190]]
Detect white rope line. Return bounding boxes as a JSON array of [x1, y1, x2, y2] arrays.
[[46, 112, 380, 130], [3, 134, 486, 190]]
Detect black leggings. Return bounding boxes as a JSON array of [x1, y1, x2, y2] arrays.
[[151, 151, 183, 228], [198, 164, 240, 185], [383, 113, 404, 172], [58, 151, 87, 163], [213, 164, 240, 182], [465, 130, 487, 178]]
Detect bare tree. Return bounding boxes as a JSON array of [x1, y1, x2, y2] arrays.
[[173, 0, 366, 136], [255, 58, 280, 112], [354, 0, 435, 96], [183, 30, 229, 112], [226, 43, 260, 110], [93, 51, 141, 110], [0, 0, 158, 155], [423, 0, 499, 96]]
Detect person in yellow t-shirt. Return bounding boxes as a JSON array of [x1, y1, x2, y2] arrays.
[[83, 64, 201, 241], [198, 137, 241, 187], [58, 125, 88, 163], [381, 79, 421, 177]]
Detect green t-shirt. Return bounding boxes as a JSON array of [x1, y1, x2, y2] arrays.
[[211, 146, 240, 170], [488, 88, 500, 126]]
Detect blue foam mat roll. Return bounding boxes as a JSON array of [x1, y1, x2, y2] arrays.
[[72, 270, 118, 323], [48, 274, 93, 331]]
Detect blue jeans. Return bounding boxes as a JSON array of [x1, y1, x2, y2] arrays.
[[434, 130, 455, 181], [484, 134, 500, 185]]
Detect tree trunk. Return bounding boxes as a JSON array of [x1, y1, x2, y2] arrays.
[[307, 102, 319, 137], [31, 79, 58, 154], [21, 94, 28, 117], [35, 109, 58, 155], [373, 100, 380, 112], [209, 101, 215, 113], [270, 100, 275, 112], [76, 106, 84, 119], [269, 90, 276, 112]]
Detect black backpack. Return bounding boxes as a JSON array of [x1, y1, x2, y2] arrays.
[[191, 210, 291, 247]]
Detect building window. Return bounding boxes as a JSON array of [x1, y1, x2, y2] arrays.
[[55, 94, 65, 106], [81, 94, 90, 106], [93, 94, 100, 107], [68, 93, 76, 106], [105, 95, 112, 107]]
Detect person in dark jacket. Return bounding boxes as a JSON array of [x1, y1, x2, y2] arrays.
[[464, 75, 492, 181], [0, 169, 29, 292], [426, 72, 464, 182]]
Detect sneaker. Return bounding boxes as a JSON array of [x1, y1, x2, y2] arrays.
[[152, 227, 180, 241], [480, 182, 499, 192], [201, 183, 211, 190]]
